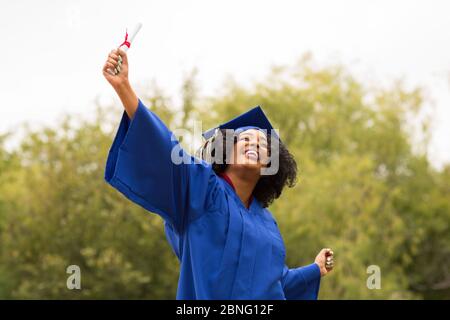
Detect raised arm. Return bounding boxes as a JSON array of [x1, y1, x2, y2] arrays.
[[102, 49, 221, 234], [102, 48, 138, 119]]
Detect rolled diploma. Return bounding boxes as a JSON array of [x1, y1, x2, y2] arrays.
[[119, 22, 143, 52], [109, 23, 142, 74]]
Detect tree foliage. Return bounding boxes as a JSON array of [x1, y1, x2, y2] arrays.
[[0, 57, 448, 299]]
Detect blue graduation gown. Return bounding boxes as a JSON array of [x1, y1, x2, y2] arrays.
[[104, 99, 321, 300]]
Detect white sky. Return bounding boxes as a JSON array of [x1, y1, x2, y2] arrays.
[[1, 0, 449, 168]]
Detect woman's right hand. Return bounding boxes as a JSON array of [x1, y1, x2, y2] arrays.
[[102, 48, 138, 119], [102, 48, 129, 90]]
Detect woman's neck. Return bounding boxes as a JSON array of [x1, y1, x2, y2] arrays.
[[224, 169, 259, 208]]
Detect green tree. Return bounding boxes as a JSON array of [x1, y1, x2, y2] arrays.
[[0, 57, 448, 299]]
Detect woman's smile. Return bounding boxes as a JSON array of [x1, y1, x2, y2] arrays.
[[245, 149, 259, 161]]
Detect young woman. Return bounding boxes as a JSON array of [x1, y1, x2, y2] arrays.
[[102, 48, 334, 300]]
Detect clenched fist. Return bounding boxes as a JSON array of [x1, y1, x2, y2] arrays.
[[314, 248, 334, 277], [101, 48, 138, 119], [102, 48, 129, 90]]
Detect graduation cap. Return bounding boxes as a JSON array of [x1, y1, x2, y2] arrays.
[[196, 106, 279, 163], [202, 106, 278, 140]]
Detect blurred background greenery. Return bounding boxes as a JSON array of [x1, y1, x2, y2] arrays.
[[0, 56, 448, 299]]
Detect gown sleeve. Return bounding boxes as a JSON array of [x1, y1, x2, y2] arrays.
[[281, 263, 321, 300], [104, 99, 219, 233]]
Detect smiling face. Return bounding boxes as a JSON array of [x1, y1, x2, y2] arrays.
[[231, 129, 270, 170]]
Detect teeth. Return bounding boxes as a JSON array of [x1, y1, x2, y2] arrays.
[[245, 150, 258, 159]]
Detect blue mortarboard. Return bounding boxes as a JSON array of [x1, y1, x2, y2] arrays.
[[202, 106, 278, 140]]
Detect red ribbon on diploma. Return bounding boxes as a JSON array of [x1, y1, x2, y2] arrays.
[[120, 30, 131, 49]]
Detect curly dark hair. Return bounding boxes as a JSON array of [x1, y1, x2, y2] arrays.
[[211, 129, 298, 208]]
